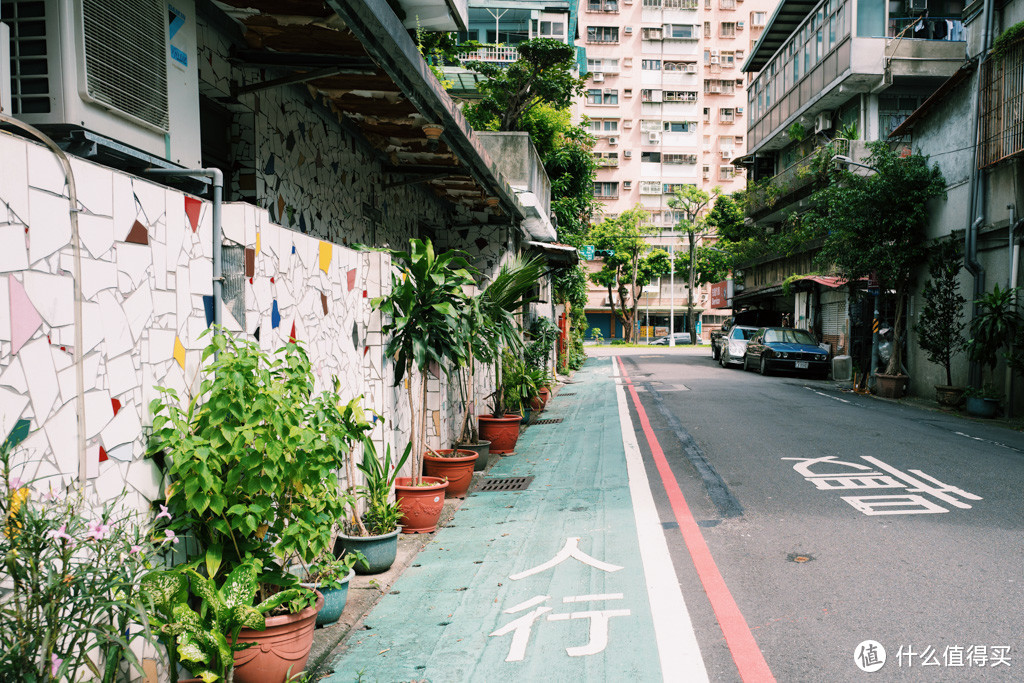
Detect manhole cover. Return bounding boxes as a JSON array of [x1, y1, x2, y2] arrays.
[[477, 476, 534, 492], [533, 418, 563, 425]]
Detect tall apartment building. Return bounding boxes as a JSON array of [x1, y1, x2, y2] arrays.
[[579, 0, 777, 341]]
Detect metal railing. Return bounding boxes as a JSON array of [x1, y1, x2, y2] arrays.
[[462, 45, 520, 64], [979, 38, 1024, 169], [745, 138, 850, 216]]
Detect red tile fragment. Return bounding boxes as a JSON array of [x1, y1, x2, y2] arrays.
[[184, 197, 202, 232]]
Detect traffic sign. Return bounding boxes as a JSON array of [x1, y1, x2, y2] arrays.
[[580, 245, 595, 260]]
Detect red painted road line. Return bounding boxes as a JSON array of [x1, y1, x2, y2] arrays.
[[617, 357, 775, 683]]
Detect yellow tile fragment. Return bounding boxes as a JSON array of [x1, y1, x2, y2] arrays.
[[319, 241, 332, 273], [173, 336, 186, 370]]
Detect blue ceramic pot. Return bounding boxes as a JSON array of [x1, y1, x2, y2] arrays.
[[965, 396, 998, 418], [334, 528, 400, 574], [299, 570, 353, 627]]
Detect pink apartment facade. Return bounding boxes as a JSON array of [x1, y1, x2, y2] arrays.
[[579, 0, 776, 341]]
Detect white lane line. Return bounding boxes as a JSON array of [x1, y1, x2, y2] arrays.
[[954, 431, 1023, 453], [804, 386, 852, 403], [612, 360, 710, 683], [562, 593, 624, 603]]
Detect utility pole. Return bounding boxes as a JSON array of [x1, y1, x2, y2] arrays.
[[669, 243, 676, 346]]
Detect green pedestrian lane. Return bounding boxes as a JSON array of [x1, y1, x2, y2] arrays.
[[325, 358, 709, 683]]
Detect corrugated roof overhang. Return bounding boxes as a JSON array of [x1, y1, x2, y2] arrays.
[[525, 241, 579, 266], [741, 0, 818, 73], [215, 0, 527, 223]]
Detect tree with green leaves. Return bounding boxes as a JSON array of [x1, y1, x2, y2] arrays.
[[589, 207, 671, 342], [669, 185, 720, 344], [462, 39, 588, 132], [914, 237, 967, 387], [807, 142, 946, 375]]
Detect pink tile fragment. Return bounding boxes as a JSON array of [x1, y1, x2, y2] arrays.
[[9, 276, 43, 355], [347, 269, 357, 291]]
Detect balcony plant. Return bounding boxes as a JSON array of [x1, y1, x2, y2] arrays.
[[290, 551, 368, 627], [913, 237, 967, 407], [371, 238, 476, 532], [148, 331, 369, 680], [336, 440, 410, 573]]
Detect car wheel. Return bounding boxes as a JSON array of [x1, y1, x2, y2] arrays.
[[719, 350, 727, 367], [759, 356, 770, 376], [712, 346, 720, 361], [742, 354, 750, 371]]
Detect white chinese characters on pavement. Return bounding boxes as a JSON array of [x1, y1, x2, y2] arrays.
[[490, 538, 631, 663], [782, 455, 981, 516]]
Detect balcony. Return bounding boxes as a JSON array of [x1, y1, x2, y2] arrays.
[[462, 45, 520, 66], [596, 157, 620, 167], [979, 37, 1024, 169], [744, 139, 851, 220]]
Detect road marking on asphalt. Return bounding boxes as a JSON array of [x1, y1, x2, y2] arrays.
[[804, 386, 852, 403], [617, 357, 775, 683], [954, 431, 1022, 453], [612, 359, 710, 683]]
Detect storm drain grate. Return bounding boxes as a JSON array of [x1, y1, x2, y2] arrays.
[[559, 392, 576, 397], [533, 418, 563, 425], [478, 476, 534, 492]]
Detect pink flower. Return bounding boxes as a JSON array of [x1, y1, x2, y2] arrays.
[[163, 529, 179, 545], [85, 521, 110, 541], [129, 545, 143, 554], [51, 653, 62, 677], [46, 524, 72, 543], [8, 477, 24, 491], [155, 504, 172, 521]]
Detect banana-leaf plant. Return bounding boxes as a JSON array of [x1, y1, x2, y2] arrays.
[[140, 558, 310, 683], [371, 238, 476, 484]]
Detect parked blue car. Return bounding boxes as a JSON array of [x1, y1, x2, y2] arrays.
[[742, 327, 831, 378]]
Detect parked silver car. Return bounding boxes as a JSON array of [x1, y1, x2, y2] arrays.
[[718, 326, 759, 367]]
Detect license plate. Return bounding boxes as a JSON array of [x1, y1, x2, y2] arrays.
[[795, 361, 809, 369]]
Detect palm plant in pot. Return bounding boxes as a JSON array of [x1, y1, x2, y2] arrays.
[[147, 331, 368, 682], [965, 284, 1022, 417], [371, 238, 476, 532], [913, 238, 967, 407], [336, 439, 410, 573], [475, 255, 546, 453]]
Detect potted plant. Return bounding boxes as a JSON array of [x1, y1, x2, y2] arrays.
[[965, 284, 1021, 417], [461, 255, 545, 458], [914, 238, 968, 407], [148, 331, 369, 680], [142, 559, 317, 683], [291, 551, 368, 627], [336, 440, 409, 573], [372, 238, 477, 532]]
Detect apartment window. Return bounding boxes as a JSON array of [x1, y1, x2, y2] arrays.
[[721, 22, 736, 37], [721, 51, 735, 67], [594, 181, 619, 198], [703, 107, 710, 122], [641, 27, 664, 40], [588, 0, 619, 10], [640, 119, 661, 131], [642, 0, 661, 6], [663, 120, 697, 132], [751, 11, 767, 27], [587, 119, 619, 133], [641, 89, 662, 102], [587, 89, 619, 105], [664, 0, 698, 7], [666, 24, 699, 39], [623, 181, 633, 190], [704, 21, 711, 38], [664, 91, 698, 102], [588, 26, 619, 43], [704, 79, 735, 94], [720, 0, 736, 7], [664, 61, 697, 72], [719, 108, 735, 123], [719, 165, 736, 179], [641, 151, 662, 162], [664, 153, 698, 164], [642, 60, 662, 70], [663, 183, 690, 194], [640, 181, 662, 194], [540, 21, 565, 36]]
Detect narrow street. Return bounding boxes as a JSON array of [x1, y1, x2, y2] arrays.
[[327, 350, 1024, 681]]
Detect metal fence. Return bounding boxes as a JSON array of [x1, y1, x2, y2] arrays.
[[979, 38, 1024, 169]]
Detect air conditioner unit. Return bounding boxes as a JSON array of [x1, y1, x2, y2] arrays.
[[623, 119, 633, 128], [710, 55, 720, 64], [720, 149, 733, 159], [814, 111, 833, 133], [737, 21, 744, 29], [624, 25, 633, 34], [6, 0, 201, 167], [736, 106, 744, 114], [649, 131, 662, 143], [906, 0, 927, 11], [593, 72, 605, 82], [608, 136, 619, 145], [623, 149, 632, 158]]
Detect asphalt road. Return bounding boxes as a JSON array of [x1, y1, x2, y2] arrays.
[[614, 349, 1024, 682]]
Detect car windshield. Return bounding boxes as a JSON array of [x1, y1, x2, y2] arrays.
[[763, 329, 817, 345], [731, 328, 756, 340]]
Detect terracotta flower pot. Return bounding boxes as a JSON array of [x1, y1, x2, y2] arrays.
[[875, 373, 908, 399], [232, 591, 323, 683], [479, 414, 522, 454], [423, 449, 478, 498], [935, 385, 965, 408], [394, 476, 448, 533]]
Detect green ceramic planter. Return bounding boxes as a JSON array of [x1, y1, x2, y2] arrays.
[[335, 528, 401, 574]]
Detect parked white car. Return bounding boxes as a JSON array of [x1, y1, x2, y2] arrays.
[[718, 326, 759, 367]]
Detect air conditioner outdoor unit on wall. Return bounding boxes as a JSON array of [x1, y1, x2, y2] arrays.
[[608, 136, 619, 145], [593, 72, 605, 82], [5, 0, 200, 167], [906, 0, 927, 11], [648, 131, 661, 143], [814, 111, 833, 133], [623, 149, 632, 157]]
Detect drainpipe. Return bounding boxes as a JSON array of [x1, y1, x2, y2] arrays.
[[144, 168, 224, 332], [964, 0, 998, 387], [1007, 206, 1023, 416], [0, 114, 88, 487]]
